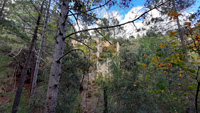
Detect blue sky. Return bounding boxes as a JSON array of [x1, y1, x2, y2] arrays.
[[100, 0, 200, 38], [109, 0, 146, 20], [107, 0, 200, 21], [188, 0, 200, 12], [75, 0, 200, 38]]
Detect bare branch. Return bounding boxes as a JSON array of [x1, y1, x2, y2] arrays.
[[68, 36, 97, 51], [13, 48, 23, 58], [65, 1, 169, 39], [95, 29, 112, 45], [67, 21, 77, 33], [68, 0, 112, 16], [30, 0, 39, 12], [16, 13, 33, 28], [68, 10, 81, 31], [57, 49, 86, 62], [22, 5, 37, 21], [132, 22, 139, 32]]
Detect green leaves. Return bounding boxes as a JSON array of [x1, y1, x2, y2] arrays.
[[156, 53, 166, 57], [189, 69, 196, 73], [171, 61, 185, 66], [156, 48, 162, 51], [101, 29, 105, 35]]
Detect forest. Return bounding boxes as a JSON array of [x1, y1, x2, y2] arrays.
[[0, 0, 200, 113]]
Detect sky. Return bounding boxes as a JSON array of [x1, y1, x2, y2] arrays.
[[107, 0, 200, 38], [107, 0, 200, 21], [75, 0, 200, 38], [109, 0, 146, 20]]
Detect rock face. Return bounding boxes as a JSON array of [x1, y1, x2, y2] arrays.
[[71, 38, 120, 77], [71, 38, 121, 113], [96, 40, 120, 78]]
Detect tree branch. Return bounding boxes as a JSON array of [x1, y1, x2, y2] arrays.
[[68, 36, 97, 51], [95, 29, 112, 45], [30, 0, 39, 13], [68, 0, 112, 16], [68, 10, 81, 31], [56, 49, 86, 62], [65, 1, 169, 39]]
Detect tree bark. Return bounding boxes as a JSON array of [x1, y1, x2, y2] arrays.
[[30, 51, 36, 94], [103, 86, 108, 113], [172, 0, 185, 47], [45, 1, 69, 113], [195, 82, 200, 113], [30, 0, 51, 97], [11, 1, 44, 113]]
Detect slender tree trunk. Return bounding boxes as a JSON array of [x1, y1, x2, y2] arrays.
[[172, 0, 185, 47], [195, 82, 200, 113], [103, 86, 108, 113], [30, 51, 36, 94], [0, 0, 7, 18], [45, 1, 69, 113], [30, 0, 51, 97], [11, 2, 44, 113]]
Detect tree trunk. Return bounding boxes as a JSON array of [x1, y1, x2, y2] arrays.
[[30, 0, 51, 97], [30, 51, 36, 94], [103, 86, 108, 113], [0, 0, 7, 18], [45, 1, 69, 113], [172, 0, 185, 47], [11, 2, 44, 113], [195, 82, 200, 113]]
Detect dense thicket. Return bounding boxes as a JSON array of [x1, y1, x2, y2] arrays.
[[0, 0, 200, 113]]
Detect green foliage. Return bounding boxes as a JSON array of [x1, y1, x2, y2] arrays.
[[0, 89, 29, 113], [0, 19, 31, 42], [105, 32, 200, 112], [0, 52, 13, 84], [107, 56, 160, 113], [56, 45, 89, 113], [0, 0, 199, 113]]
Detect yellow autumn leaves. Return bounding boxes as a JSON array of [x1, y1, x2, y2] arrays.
[[170, 32, 177, 38], [184, 21, 200, 50], [156, 63, 172, 68], [142, 51, 185, 78], [196, 35, 200, 41], [168, 10, 182, 20], [142, 63, 149, 69], [160, 43, 167, 48], [178, 72, 183, 77]]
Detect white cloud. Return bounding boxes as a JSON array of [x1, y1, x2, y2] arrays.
[[103, 10, 123, 22], [73, 5, 193, 38], [121, 6, 144, 24], [119, 6, 193, 38], [120, 6, 146, 38]]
